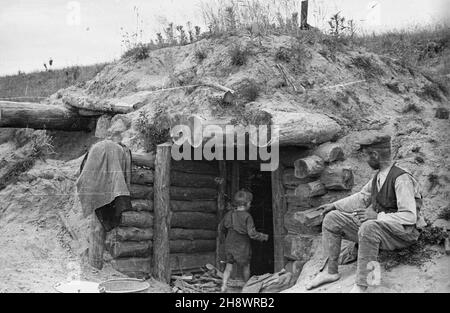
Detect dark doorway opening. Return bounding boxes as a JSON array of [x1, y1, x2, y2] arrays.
[[239, 161, 274, 276]]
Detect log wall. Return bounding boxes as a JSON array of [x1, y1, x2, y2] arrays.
[[107, 153, 156, 278], [107, 153, 220, 278]]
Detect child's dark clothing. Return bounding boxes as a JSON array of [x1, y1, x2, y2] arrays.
[[220, 210, 266, 265]]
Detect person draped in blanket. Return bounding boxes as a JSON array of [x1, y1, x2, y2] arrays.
[[219, 189, 269, 292]]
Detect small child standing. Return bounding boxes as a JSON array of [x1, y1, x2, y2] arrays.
[[219, 189, 269, 292]]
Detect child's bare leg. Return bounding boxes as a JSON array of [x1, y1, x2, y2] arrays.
[[243, 264, 251, 282], [221, 263, 233, 292]]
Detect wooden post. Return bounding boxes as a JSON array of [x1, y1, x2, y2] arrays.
[[153, 143, 172, 283], [216, 161, 227, 269], [272, 165, 286, 272], [301, 0, 309, 30], [88, 213, 106, 270]]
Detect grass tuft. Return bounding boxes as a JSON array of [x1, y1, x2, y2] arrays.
[[229, 45, 250, 66], [122, 43, 150, 61], [379, 225, 448, 271]]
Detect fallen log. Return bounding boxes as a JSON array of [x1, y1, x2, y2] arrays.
[[131, 167, 154, 185], [112, 227, 154, 241], [130, 199, 153, 212], [170, 187, 217, 201], [130, 184, 154, 200], [170, 200, 217, 213], [294, 155, 325, 179], [121, 211, 154, 228], [294, 181, 326, 198], [62, 92, 133, 114], [270, 111, 342, 146], [312, 142, 344, 163], [320, 166, 354, 190], [170, 252, 216, 272], [132, 153, 155, 169], [0, 101, 94, 131], [110, 241, 152, 258], [170, 240, 216, 253], [111, 257, 152, 277], [171, 171, 218, 188], [171, 212, 217, 230], [170, 228, 217, 240]]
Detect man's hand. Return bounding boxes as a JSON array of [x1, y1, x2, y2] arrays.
[[262, 234, 269, 241], [319, 203, 336, 217], [354, 207, 378, 223]]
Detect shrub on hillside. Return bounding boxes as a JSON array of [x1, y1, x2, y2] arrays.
[[195, 49, 208, 62], [229, 45, 250, 66], [238, 79, 260, 102], [417, 84, 443, 102], [351, 55, 384, 79], [135, 109, 172, 152]]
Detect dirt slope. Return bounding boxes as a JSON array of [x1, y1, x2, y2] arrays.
[[0, 31, 449, 292]]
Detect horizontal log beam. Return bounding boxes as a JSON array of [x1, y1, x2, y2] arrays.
[[130, 199, 153, 212], [112, 226, 154, 241], [132, 153, 155, 169], [130, 168, 219, 188], [130, 184, 154, 200], [171, 170, 219, 188], [170, 200, 217, 213], [170, 187, 217, 201], [110, 240, 152, 258], [0, 101, 94, 131], [131, 167, 154, 185], [121, 211, 153, 228], [169, 228, 217, 240], [171, 212, 217, 230], [170, 240, 216, 253], [172, 160, 218, 175]]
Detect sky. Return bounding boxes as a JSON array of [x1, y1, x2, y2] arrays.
[[0, 0, 448, 75]]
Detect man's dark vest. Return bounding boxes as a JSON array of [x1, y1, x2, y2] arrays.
[[371, 165, 407, 214]]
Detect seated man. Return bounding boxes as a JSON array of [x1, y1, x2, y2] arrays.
[[307, 134, 424, 293]]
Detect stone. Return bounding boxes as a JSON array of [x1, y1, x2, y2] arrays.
[[95, 114, 112, 138]]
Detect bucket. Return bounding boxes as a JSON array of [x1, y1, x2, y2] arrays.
[[98, 278, 150, 293]]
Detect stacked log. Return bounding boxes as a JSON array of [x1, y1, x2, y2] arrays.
[[294, 155, 325, 179], [109, 156, 155, 278], [168, 163, 219, 271], [281, 141, 353, 265], [320, 166, 354, 190]]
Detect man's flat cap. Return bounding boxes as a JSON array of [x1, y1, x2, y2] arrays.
[[356, 133, 391, 150]]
